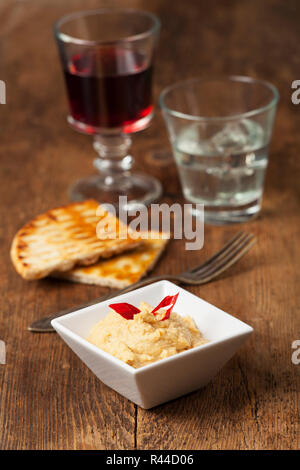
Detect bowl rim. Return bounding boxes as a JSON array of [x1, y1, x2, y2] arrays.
[[51, 280, 253, 375], [52, 319, 253, 375]]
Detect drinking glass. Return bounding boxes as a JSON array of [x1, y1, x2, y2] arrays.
[[54, 9, 162, 207], [160, 76, 279, 224]]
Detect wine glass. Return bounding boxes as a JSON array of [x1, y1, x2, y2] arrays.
[[54, 9, 162, 208]]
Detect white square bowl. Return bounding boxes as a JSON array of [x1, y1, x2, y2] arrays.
[[52, 280, 253, 409]]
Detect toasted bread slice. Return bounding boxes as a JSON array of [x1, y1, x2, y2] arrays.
[[10, 200, 143, 280], [54, 231, 169, 288]]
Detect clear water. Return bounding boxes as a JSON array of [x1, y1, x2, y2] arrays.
[[173, 119, 268, 211]]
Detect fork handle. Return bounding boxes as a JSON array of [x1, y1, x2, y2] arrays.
[[28, 274, 179, 332]]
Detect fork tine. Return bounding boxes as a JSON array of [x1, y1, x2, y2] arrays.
[[193, 234, 256, 280], [192, 232, 254, 276], [188, 231, 247, 274], [192, 237, 257, 285]]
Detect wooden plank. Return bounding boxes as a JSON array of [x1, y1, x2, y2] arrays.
[[137, 0, 300, 450], [0, 0, 138, 450]]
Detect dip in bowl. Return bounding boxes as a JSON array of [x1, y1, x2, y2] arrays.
[[87, 297, 208, 369], [52, 280, 253, 409]]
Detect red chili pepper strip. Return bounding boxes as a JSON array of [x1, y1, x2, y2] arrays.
[[152, 292, 179, 320], [109, 302, 140, 320]]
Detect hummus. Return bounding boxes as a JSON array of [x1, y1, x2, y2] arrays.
[[87, 301, 208, 368]]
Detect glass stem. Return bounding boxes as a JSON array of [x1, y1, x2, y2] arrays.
[[93, 134, 133, 187]]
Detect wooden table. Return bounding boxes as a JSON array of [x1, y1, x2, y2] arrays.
[[1, 0, 299, 450]]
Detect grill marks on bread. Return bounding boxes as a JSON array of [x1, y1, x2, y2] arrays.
[[10, 200, 143, 280]]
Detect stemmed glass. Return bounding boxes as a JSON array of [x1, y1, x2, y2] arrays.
[[54, 9, 161, 208]]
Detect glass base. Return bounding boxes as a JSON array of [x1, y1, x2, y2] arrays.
[[69, 173, 162, 209], [191, 200, 261, 225]]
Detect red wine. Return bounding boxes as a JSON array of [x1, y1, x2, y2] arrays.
[[63, 49, 153, 134]]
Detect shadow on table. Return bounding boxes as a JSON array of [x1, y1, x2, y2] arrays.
[[143, 354, 280, 420]]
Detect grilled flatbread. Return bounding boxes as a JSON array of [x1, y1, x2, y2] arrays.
[[54, 231, 169, 288], [10, 200, 143, 280]]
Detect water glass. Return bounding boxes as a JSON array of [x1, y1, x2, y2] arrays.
[[160, 76, 279, 224]]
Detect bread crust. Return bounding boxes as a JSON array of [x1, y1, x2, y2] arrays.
[[10, 200, 143, 280], [54, 231, 169, 288]]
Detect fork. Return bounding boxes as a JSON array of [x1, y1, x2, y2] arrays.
[[28, 231, 256, 332]]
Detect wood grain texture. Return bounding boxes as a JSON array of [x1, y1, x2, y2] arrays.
[[0, 0, 300, 450]]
